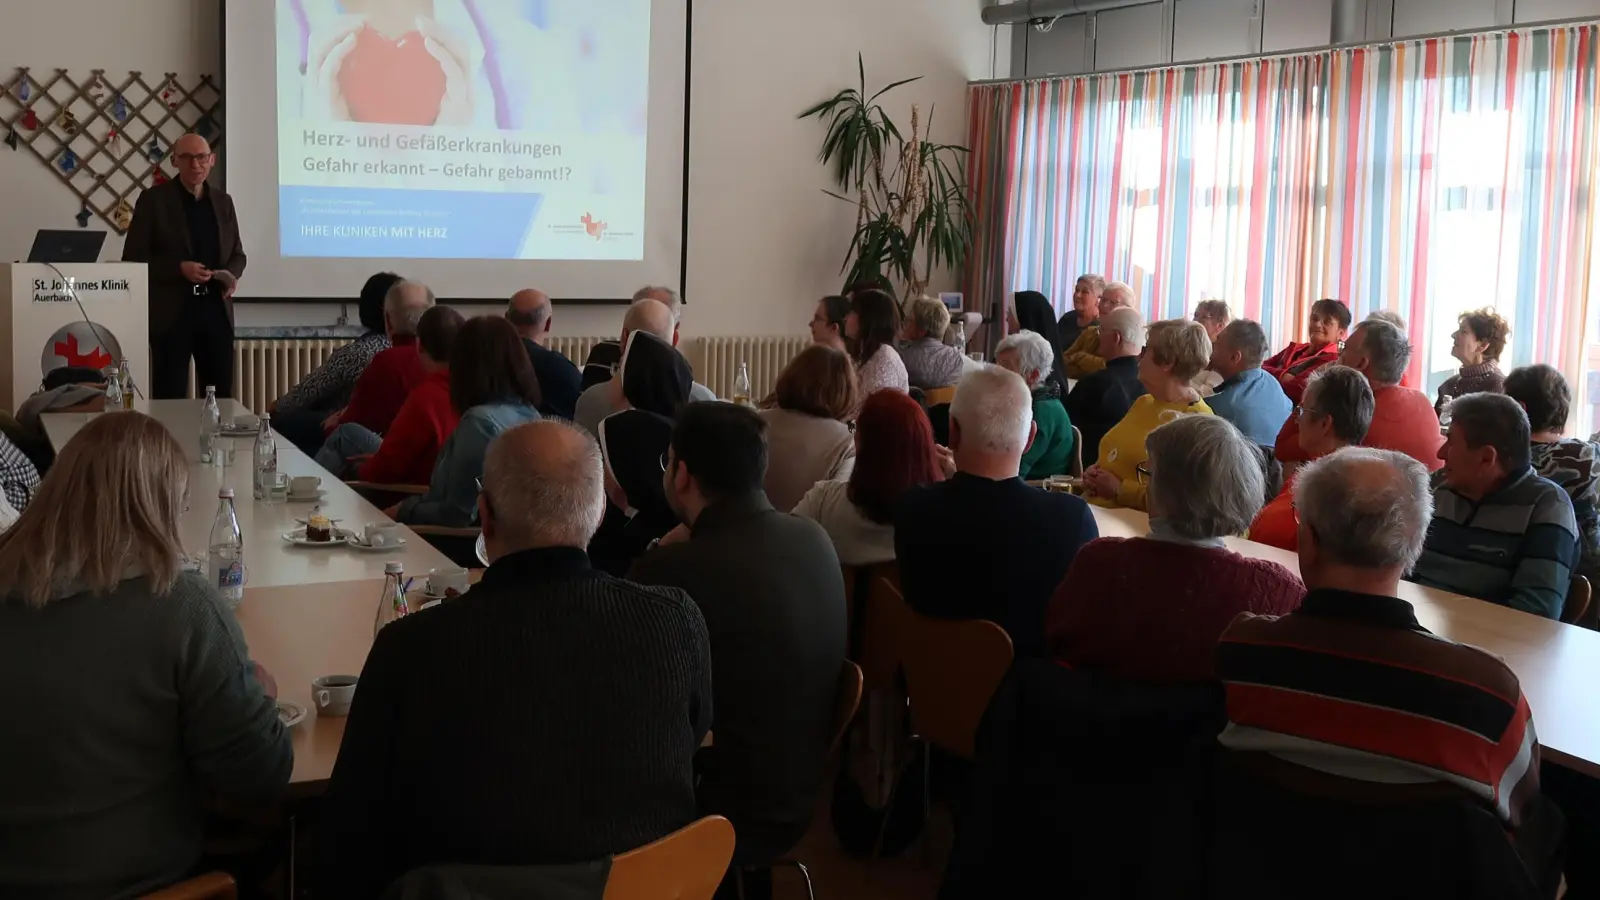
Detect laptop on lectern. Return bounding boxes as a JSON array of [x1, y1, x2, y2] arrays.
[[26, 230, 106, 264]]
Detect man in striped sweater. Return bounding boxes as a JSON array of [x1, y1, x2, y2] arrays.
[[1217, 447, 1543, 831], [1412, 392, 1579, 620]]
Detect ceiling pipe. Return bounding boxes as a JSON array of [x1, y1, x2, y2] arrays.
[[1330, 0, 1367, 44], [980, 0, 1156, 27]]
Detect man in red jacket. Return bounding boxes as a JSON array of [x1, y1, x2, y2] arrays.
[[329, 280, 435, 436]]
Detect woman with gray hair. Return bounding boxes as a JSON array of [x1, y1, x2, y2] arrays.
[[1250, 365, 1374, 551], [997, 329, 1074, 479], [1046, 415, 1303, 682]]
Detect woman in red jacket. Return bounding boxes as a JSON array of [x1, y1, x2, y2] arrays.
[[350, 305, 466, 485], [1261, 298, 1351, 404]]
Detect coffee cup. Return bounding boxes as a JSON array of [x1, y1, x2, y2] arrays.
[[233, 414, 259, 431], [289, 475, 322, 498], [312, 674, 359, 717], [364, 521, 403, 548], [428, 565, 470, 598]]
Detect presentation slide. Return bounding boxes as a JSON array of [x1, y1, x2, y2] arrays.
[[274, 0, 650, 262]]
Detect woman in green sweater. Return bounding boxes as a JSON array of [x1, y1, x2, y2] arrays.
[[999, 329, 1075, 479]]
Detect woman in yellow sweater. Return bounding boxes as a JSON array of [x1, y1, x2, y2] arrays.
[[1082, 317, 1214, 509]]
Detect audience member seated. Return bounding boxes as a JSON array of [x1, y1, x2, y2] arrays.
[[1412, 393, 1578, 619], [1010, 291, 1068, 392], [1055, 274, 1104, 349], [809, 294, 851, 353], [1436, 308, 1510, 416], [795, 389, 942, 566], [629, 403, 846, 888], [0, 413, 291, 899], [898, 296, 965, 390], [8, 382, 105, 474], [1261, 298, 1350, 403], [1276, 319, 1443, 470], [0, 492, 15, 531], [1062, 280, 1135, 378], [574, 299, 714, 437], [0, 430, 40, 513], [758, 346, 857, 512], [895, 366, 1098, 656], [272, 271, 402, 453], [1193, 299, 1232, 341], [1081, 318, 1213, 511], [330, 279, 436, 436], [1048, 415, 1302, 682], [579, 285, 691, 389], [320, 421, 711, 899], [1063, 307, 1146, 462], [316, 306, 465, 482], [505, 288, 583, 420], [998, 330, 1073, 480], [1364, 309, 1414, 387], [846, 289, 909, 402], [1504, 364, 1600, 581], [394, 317, 542, 527], [1216, 448, 1557, 881], [1204, 320, 1291, 446], [1250, 365, 1373, 551]]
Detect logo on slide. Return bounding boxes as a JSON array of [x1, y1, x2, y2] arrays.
[[581, 213, 608, 241], [41, 322, 120, 375]]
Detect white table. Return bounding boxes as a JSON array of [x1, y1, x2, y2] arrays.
[[42, 400, 454, 590]]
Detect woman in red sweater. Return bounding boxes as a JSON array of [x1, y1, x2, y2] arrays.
[[1261, 298, 1351, 404], [1045, 415, 1303, 683], [352, 305, 466, 485]]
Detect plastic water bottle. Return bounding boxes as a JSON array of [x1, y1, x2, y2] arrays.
[[252, 415, 277, 500], [198, 386, 221, 465], [117, 358, 134, 409], [953, 317, 967, 349], [733, 361, 752, 407], [103, 367, 123, 409], [208, 488, 245, 609], [374, 562, 411, 636]]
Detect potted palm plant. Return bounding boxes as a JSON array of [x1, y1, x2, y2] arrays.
[[799, 56, 972, 300]]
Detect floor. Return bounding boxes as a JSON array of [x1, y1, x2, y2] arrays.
[[768, 794, 947, 900]]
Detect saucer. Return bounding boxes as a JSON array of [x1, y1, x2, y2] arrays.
[[348, 535, 408, 552], [277, 701, 307, 728], [282, 527, 355, 547], [287, 490, 328, 503], [475, 533, 487, 566]]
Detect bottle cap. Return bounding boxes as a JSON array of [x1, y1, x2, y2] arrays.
[[204, 385, 215, 391], [218, 488, 235, 499], [384, 562, 404, 574]]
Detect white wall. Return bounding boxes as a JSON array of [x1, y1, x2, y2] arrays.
[[0, 0, 1003, 337]]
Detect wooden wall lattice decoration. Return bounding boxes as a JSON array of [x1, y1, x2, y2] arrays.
[[0, 67, 225, 234]]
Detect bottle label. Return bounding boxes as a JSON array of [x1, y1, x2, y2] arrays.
[[217, 560, 245, 590]]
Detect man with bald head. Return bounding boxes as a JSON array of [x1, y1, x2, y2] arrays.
[[580, 285, 689, 389], [321, 420, 711, 898], [573, 296, 715, 437], [123, 133, 247, 398], [505, 288, 582, 419]]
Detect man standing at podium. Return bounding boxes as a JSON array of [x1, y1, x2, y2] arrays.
[[122, 133, 246, 399]]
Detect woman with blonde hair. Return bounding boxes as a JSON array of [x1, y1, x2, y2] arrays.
[[0, 412, 291, 898], [1081, 318, 1214, 510]]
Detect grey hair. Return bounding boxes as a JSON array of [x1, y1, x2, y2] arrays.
[[1354, 320, 1411, 386], [1145, 415, 1265, 539], [1102, 281, 1135, 309], [1303, 365, 1374, 445], [1293, 447, 1433, 571], [1449, 392, 1532, 473], [483, 420, 607, 548], [1077, 273, 1106, 294], [1194, 299, 1232, 324], [1366, 309, 1408, 332], [950, 365, 1034, 455], [634, 285, 683, 324], [1218, 319, 1270, 368], [383, 279, 436, 335], [997, 330, 1055, 386], [1101, 307, 1145, 349], [621, 298, 675, 343], [906, 296, 951, 338]]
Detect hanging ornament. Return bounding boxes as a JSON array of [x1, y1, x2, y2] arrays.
[[16, 79, 29, 103], [162, 76, 179, 109], [145, 135, 164, 163], [87, 75, 105, 104], [4, 127, 17, 151], [56, 148, 78, 175], [57, 108, 78, 135], [151, 168, 169, 186], [112, 199, 133, 231], [110, 93, 129, 123], [74, 205, 92, 228], [105, 126, 120, 153], [20, 108, 39, 130]]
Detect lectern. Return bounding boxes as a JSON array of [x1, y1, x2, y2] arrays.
[[0, 263, 149, 412]]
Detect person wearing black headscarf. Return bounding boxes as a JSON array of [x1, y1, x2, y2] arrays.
[[1011, 291, 1068, 393], [589, 332, 694, 574]]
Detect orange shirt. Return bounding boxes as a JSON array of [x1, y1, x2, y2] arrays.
[[1275, 383, 1443, 471], [1249, 479, 1299, 552]]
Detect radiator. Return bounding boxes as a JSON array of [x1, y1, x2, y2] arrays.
[[695, 336, 810, 401]]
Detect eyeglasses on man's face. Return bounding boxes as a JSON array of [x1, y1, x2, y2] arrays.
[[173, 152, 213, 164]]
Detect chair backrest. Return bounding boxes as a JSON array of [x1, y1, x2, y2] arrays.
[[883, 582, 1014, 759], [1564, 575, 1592, 625], [602, 816, 736, 900], [832, 659, 865, 752], [924, 385, 958, 407], [1069, 425, 1085, 477], [139, 873, 237, 900], [856, 570, 906, 694]]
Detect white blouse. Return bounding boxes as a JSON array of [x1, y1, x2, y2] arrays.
[[856, 344, 910, 402], [792, 480, 897, 566]]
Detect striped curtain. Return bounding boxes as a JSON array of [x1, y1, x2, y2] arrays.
[[974, 25, 1600, 405]]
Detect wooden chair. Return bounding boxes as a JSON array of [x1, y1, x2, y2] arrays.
[[923, 385, 958, 407], [140, 872, 236, 900], [851, 569, 906, 695], [1069, 425, 1085, 477], [603, 815, 735, 900], [343, 479, 428, 510], [1563, 575, 1592, 625]]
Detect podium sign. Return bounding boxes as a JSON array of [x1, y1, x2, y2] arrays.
[[0, 263, 149, 413]]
